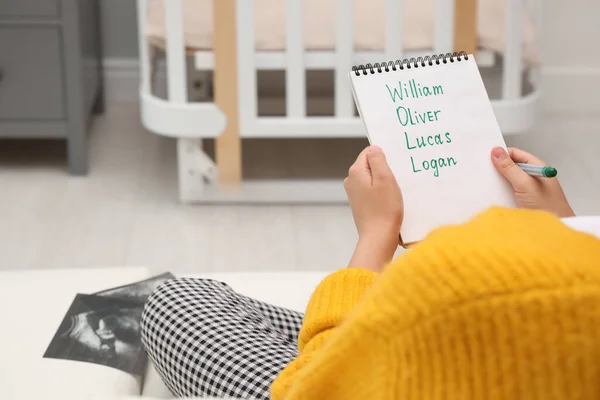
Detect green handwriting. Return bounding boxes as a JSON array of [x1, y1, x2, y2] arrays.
[[386, 79, 444, 102], [396, 107, 441, 127], [410, 156, 458, 178], [404, 132, 457, 177], [404, 131, 452, 150]]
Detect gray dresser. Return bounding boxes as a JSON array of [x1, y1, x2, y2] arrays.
[[0, 0, 103, 175]]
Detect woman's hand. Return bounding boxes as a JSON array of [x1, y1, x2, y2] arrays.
[[491, 147, 575, 218], [344, 146, 403, 273]]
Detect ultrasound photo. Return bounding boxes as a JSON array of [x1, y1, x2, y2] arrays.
[[44, 294, 147, 376], [94, 272, 175, 304]]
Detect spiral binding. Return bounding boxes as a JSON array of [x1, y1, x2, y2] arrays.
[[352, 51, 469, 76]]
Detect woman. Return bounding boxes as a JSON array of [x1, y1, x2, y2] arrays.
[[140, 146, 600, 399]]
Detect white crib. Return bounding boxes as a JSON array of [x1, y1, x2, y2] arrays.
[[136, 0, 542, 203]]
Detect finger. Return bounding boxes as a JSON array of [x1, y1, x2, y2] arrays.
[[366, 145, 394, 182], [349, 147, 369, 171], [348, 147, 371, 180], [491, 146, 531, 191], [508, 147, 548, 166], [355, 146, 369, 168]]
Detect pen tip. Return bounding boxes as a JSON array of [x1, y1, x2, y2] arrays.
[[543, 167, 558, 178]]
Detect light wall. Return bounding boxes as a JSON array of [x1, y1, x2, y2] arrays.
[[541, 0, 600, 112], [542, 0, 600, 67]]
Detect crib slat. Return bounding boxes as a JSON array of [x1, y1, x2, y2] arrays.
[[434, 0, 454, 54], [335, 0, 355, 118], [454, 0, 478, 54], [286, 0, 306, 117], [164, 0, 187, 102], [214, 0, 244, 185], [385, 0, 403, 61], [236, 0, 257, 130], [503, 0, 524, 100]]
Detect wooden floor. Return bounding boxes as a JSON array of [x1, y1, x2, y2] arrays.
[[0, 103, 598, 275]]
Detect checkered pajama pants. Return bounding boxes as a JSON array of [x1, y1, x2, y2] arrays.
[[140, 278, 304, 399]]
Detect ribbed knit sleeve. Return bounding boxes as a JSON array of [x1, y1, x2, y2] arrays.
[[270, 207, 600, 400], [270, 268, 378, 399]]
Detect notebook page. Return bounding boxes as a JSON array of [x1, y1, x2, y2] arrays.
[[349, 56, 517, 244]]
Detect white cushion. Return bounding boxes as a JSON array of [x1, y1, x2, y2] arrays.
[[180, 271, 328, 312], [0, 267, 152, 400], [141, 362, 173, 399], [561, 216, 600, 240]]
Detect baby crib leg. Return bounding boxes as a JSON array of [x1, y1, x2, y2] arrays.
[[177, 138, 218, 203]]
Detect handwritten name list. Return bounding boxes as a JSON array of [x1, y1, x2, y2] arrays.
[[386, 79, 457, 177]]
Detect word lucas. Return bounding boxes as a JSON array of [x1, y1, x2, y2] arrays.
[[404, 132, 457, 178]]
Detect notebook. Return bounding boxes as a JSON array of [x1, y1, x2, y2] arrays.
[[349, 52, 517, 246]]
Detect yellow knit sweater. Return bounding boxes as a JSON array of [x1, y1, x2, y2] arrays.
[[271, 207, 600, 400]]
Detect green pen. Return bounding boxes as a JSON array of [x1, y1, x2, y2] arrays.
[[516, 163, 558, 178]]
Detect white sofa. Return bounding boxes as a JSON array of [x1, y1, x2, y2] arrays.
[[0, 267, 329, 400]]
